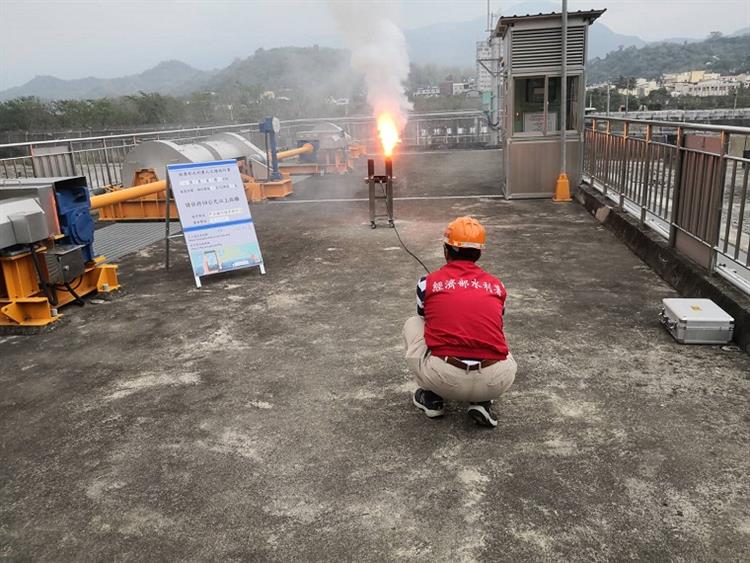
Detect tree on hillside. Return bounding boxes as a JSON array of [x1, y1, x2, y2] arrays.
[[642, 88, 672, 110], [0, 97, 54, 131], [186, 91, 215, 123], [587, 34, 750, 84], [127, 91, 183, 125]]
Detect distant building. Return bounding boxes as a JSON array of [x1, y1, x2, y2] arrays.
[[663, 70, 720, 86], [676, 79, 736, 97], [593, 71, 748, 99], [454, 82, 471, 95], [664, 70, 747, 97], [635, 78, 660, 97], [476, 40, 499, 92], [586, 82, 614, 91], [414, 86, 440, 98], [440, 81, 472, 96]]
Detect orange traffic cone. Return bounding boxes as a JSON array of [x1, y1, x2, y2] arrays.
[[553, 173, 572, 202]]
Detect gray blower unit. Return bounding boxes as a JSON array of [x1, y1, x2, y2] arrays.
[[120, 132, 268, 187]]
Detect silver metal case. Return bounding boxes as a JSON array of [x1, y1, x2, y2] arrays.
[[660, 298, 734, 345], [44, 244, 85, 284], [0, 182, 61, 237], [0, 197, 50, 248]]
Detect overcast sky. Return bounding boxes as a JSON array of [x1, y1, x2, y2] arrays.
[[1, 0, 748, 89]]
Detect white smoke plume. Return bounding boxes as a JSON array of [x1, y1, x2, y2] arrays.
[[330, 2, 412, 132]]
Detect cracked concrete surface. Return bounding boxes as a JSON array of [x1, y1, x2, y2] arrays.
[[1, 150, 749, 561]]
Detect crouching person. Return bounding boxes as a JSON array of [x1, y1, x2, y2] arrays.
[[403, 216, 516, 428]]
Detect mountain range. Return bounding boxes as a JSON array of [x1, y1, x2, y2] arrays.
[[0, 61, 214, 103], [1, 5, 747, 102], [586, 32, 750, 84]]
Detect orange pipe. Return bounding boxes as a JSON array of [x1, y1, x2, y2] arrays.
[[90, 180, 166, 209], [90, 145, 311, 210], [277, 143, 314, 160]]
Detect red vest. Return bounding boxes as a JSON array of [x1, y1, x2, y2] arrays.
[[424, 261, 508, 360]]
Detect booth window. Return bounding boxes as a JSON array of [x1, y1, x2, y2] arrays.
[[513, 75, 580, 135], [549, 76, 580, 132], [513, 77, 545, 133], [565, 76, 581, 131]]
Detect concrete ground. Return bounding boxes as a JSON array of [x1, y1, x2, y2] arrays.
[[1, 150, 749, 562]]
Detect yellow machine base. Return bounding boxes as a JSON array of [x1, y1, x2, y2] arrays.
[[96, 179, 281, 221], [348, 144, 366, 158], [262, 178, 294, 199], [279, 148, 353, 176], [98, 194, 178, 221], [279, 162, 350, 176], [0, 257, 119, 327]]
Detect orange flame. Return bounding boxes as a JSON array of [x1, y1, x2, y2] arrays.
[[377, 112, 400, 157]]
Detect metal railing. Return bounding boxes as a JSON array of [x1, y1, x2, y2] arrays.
[[590, 107, 750, 123], [583, 116, 750, 295], [0, 110, 493, 190]]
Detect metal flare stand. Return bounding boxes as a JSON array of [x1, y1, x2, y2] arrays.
[[365, 158, 394, 229]]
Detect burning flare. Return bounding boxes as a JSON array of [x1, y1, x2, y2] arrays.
[[377, 112, 400, 157]]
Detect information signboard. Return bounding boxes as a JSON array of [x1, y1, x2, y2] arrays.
[[523, 111, 558, 133], [167, 159, 264, 287]]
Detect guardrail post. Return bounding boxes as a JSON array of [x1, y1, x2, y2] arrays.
[[602, 120, 611, 196], [640, 123, 652, 224], [102, 138, 114, 187], [619, 121, 629, 209], [68, 141, 78, 175], [708, 131, 730, 273], [668, 126, 685, 247], [586, 118, 596, 179]]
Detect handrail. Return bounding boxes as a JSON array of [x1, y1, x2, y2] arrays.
[[588, 115, 750, 135], [0, 110, 486, 150], [583, 114, 750, 296], [0, 124, 257, 149]]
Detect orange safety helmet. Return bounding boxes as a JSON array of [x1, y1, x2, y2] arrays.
[[443, 216, 486, 249]]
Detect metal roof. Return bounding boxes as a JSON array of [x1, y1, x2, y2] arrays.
[[94, 221, 182, 262], [494, 9, 606, 38]]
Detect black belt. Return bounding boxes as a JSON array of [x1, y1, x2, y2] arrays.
[[441, 356, 500, 371]]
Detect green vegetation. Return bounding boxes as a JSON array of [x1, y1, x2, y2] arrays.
[[13, 32, 749, 138], [0, 93, 206, 133], [413, 95, 481, 112], [587, 33, 750, 84], [0, 46, 478, 139], [0, 47, 364, 138], [406, 63, 473, 91]]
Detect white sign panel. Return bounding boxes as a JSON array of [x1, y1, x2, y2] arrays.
[[167, 159, 264, 287], [523, 111, 558, 133]]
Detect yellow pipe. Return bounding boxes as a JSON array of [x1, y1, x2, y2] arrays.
[[90, 180, 166, 210], [277, 143, 314, 161], [90, 144, 312, 209]]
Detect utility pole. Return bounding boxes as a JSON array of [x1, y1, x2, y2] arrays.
[[481, 0, 502, 145], [606, 82, 611, 115], [553, 0, 571, 202]]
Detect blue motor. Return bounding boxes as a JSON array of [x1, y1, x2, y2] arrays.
[[259, 116, 283, 181], [54, 177, 95, 262]]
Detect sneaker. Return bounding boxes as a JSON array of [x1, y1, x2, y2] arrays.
[[467, 402, 498, 428], [412, 388, 445, 418]]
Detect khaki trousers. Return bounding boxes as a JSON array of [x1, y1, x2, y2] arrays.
[[402, 316, 517, 402]]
